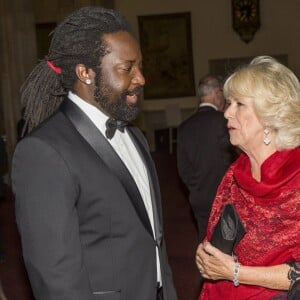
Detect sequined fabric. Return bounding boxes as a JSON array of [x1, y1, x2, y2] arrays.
[[199, 148, 300, 300]]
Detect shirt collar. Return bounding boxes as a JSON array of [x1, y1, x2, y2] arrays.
[[67, 91, 108, 136], [199, 103, 219, 111]]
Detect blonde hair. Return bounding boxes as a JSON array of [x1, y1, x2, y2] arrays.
[[223, 56, 300, 150]]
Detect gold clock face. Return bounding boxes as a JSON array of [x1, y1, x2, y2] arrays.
[[233, 0, 258, 23]]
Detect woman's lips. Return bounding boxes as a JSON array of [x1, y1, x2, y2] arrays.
[[227, 126, 236, 131]]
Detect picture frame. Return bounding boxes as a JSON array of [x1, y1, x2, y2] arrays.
[[138, 12, 195, 99]]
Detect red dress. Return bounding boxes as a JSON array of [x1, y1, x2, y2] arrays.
[[199, 148, 300, 300]]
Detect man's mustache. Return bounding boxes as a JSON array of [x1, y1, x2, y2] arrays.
[[125, 86, 143, 97]]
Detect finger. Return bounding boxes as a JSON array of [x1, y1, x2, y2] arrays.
[[195, 251, 207, 268], [196, 242, 205, 254], [203, 242, 224, 258], [204, 242, 233, 265], [196, 261, 203, 272], [195, 244, 206, 263], [203, 242, 215, 254], [195, 254, 204, 270], [195, 258, 203, 273], [196, 262, 205, 275], [197, 243, 211, 257], [201, 272, 209, 279]]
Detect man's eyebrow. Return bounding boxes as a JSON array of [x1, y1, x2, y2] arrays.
[[118, 59, 138, 64]]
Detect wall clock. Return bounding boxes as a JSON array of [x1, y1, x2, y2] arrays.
[[232, 0, 260, 43]]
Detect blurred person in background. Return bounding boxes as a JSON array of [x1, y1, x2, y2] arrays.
[[177, 74, 237, 242]]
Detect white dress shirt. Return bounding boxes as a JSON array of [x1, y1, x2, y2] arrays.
[[68, 91, 162, 285]]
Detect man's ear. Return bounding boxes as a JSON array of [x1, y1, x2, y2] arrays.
[[75, 64, 95, 85]]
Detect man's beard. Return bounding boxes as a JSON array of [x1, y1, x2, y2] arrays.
[[94, 83, 142, 122]]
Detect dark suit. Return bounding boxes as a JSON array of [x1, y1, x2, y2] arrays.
[[12, 99, 177, 300], [177, 106, 236, 242]]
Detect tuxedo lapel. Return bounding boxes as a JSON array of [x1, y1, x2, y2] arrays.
[[60, 100, 154, 238], [127, 127, 163, 245]]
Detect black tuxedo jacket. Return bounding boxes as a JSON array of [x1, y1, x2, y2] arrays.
[[177, 106, 237, 241], [12, 99, 177, 300]]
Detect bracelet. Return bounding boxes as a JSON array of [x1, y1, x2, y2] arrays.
[[233, 254, 241, 287]]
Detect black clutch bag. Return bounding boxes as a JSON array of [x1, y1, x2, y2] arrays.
[[287, 262, 300, 300], [210, 203, 246, 255], [288, 281, 300, 300]]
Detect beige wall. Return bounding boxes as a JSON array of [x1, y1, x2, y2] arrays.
[[2, 1, 298, 152], [33, 0, 114, 23], [115, 0, 300, 112]]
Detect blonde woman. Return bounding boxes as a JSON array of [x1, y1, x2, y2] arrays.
[[196, 56, 300, 299]]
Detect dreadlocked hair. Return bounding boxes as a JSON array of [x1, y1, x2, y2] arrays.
[[21, 6, 131, 135]]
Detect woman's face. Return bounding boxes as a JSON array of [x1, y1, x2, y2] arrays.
[[224, 96, 264, 153]]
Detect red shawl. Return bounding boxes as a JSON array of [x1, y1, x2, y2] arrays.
[[199, 147, 300, 300]]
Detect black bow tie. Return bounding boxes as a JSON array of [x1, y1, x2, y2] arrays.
[[105, 118, 128, 139]]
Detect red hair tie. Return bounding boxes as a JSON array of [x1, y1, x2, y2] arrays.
[[46, 61, 62, 74]]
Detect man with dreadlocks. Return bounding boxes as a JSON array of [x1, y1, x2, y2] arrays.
[[11, 6, 177, 300]]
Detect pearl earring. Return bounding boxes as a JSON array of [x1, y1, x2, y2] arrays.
[[85, 79, 91, 85], [263, 128, 271, 145]]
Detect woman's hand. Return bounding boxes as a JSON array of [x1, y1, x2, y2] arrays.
[[195, 242, 235, 281], [196, 242, 292, 290]]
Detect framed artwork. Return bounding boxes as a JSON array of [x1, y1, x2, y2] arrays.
[[138, 12, 195, 99]]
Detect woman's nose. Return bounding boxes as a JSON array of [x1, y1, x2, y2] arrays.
[[224, 105, 232, 120]]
